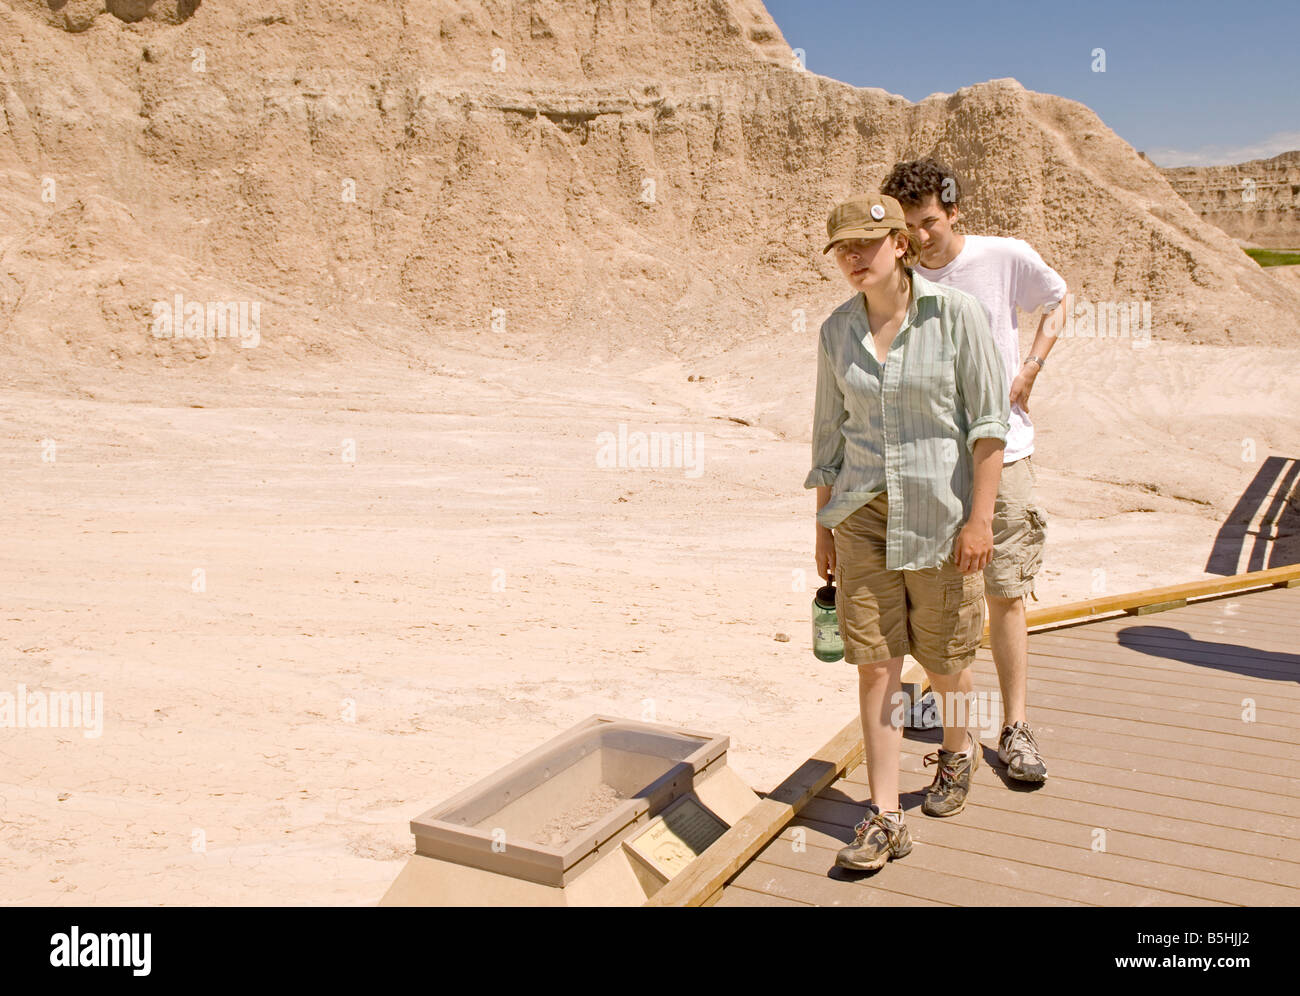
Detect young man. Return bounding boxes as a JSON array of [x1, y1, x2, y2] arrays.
[[881, 160, 1066, 783]]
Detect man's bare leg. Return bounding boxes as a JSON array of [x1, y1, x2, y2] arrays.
[[986, 592, 1027, 725], [926, 666, 976, 752], [986, 590, 1047, 781], [919, 664, 980, 816]]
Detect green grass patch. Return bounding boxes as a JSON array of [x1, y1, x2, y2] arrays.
[[1243, 248, 1300, 267]]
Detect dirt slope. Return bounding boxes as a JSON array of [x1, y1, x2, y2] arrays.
[[2, 0, 1297, 400]]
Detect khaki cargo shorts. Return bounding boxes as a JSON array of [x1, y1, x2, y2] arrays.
[[985, 456, 1048, 600], [832, 492, 985, 675]]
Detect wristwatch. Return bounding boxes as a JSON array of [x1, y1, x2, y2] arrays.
[[1025, 355, 1045, 369]]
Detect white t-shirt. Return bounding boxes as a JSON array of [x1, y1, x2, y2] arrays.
[[915, 235, 1067, 463]]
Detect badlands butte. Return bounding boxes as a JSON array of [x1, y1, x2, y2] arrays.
[[2, 1, 1299, 904], [1161, 151, 1300, 250]]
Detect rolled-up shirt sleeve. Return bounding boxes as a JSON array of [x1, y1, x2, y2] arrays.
[[803, 326, 848, 488], [952, 294, 1009, 454]]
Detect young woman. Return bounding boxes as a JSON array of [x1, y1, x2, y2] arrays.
[[805, 193, 1009, 871]]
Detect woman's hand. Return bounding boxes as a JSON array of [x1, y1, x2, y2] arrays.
[[953, 516, 994, 574], [816, 524, 836, 581]]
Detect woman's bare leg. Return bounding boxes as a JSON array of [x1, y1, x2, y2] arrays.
[[857, 655, 906, 811]]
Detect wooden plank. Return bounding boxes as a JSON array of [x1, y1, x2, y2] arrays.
[[838, 746, 1300, 839], [1076, 597, 1300, 629], [1048, 592, 1300, 622], [948, 698, 1292, 766], [795, 812, 1287, 905], [1150, 603, 1300, 630], [1079, 599, 1300, 634], [1134, 598, 1189, 614], [1071, 592, 1300, 631], [1145, 603, 1300, 630], [842, 816, 1289, 910], [1056, 626, 1300, 661], [1187, 590, 1300, 612], [982, 678, 1300, 734], [979, 670, 1300, 726], [1028, 631, 1300, 679], [802, 787, 1298, 864], [1019, 650, 1300, 700], [956, 678, 1300, 789], [994, 660, 1300, 713], [1236, 585, 1300, 606], [1007, 584, 1300, 641], [971, 688, 1299, 751], [1170, 613, 1300, 637], [839, 752, 1300, 838], [644, 715, 863, 907], [939, 702, 1300, 806], [1190, 598, 1300, 618], [1002, 656, 1300, 709], [999, 654, 1300, 707], [812, 794, 1300, 891], [1011, 641, 1300, 695], [901, 738, 1300, 818], [832, 754, 1300, 847], [775, 817, 1199, 906], [967, 670, 1279, 733], [711, 885, 816, 907], [730, 851, 951, 907], [835, 670, 1295, 769], [752, 820, 1081, 905], [937, 724, 1300, 795], [978, 564, 1300, 635], [1196, 585, 1300, 608], [993, 660, 1300, 728]]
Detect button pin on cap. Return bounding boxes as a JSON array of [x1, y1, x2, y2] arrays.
[[870, 204, 885, 221]]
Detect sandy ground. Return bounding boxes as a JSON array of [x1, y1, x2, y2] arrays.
[[2, 331, 1299, 905]]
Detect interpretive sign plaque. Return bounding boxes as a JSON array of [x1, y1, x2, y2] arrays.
[[623, 795, 729, 881]]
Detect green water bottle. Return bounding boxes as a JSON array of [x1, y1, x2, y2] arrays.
[[812, 573, 844, 662]]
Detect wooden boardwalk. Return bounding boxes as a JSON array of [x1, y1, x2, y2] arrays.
[[712, 584, 1300, 907]]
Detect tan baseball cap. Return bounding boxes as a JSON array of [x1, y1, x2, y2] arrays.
[[823, 193, 907, 253]]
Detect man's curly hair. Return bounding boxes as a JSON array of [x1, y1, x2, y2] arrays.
[[881, 159, 962, 213]]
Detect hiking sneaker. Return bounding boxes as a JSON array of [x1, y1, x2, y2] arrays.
[[921, 732, 980, 817], [998, 722, 1048, 782], [834, 806, 912, 871]]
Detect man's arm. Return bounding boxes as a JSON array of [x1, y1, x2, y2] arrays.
[[1011, 235, 1069, 414], [1011, 285, 1066, 413], [1028, 285, 1067, 363]]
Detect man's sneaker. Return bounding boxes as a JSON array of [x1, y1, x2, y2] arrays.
[[834, 806, 912, 871], [921, 732, 980, 817], [998, 722, 1048, 782]]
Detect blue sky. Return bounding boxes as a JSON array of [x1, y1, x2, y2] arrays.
[[762, 0, 1300, 166]]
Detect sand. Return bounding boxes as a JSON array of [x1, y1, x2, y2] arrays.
[[3, 328, 1298, 904], [536, 784, 628, 849]]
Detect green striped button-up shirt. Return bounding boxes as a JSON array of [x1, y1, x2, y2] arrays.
[[804, 270, 1010, 571]]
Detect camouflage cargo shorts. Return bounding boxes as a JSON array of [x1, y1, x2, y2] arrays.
[[985, 455, 1047, 601]]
